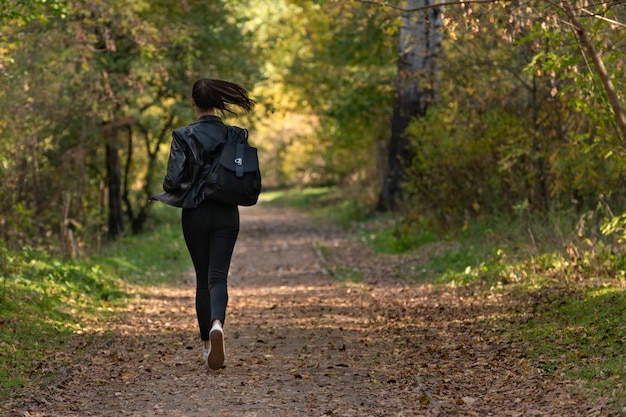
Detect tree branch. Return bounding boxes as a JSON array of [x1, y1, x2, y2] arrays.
[[562, 1, 626, 143], [580, 7, 626, 28], [352, 0, 506, 13]]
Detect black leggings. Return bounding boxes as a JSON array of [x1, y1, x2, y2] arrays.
[[182, 199, 239, 341]]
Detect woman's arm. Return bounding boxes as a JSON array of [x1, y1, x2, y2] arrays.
[[163, 131, 190, 192]]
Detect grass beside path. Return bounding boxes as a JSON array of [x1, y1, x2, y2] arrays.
[[0, 206, 189, 409]]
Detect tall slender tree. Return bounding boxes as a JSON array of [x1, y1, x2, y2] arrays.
[[377, 0, 443, 211]]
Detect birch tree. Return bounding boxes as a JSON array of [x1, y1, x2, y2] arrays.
[[377, 0, 444, 211]]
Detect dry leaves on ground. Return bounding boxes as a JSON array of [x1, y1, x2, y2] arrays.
[[12, 205, 603, 417]]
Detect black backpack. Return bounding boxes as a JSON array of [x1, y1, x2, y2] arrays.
[[204, 126, 262, 206]]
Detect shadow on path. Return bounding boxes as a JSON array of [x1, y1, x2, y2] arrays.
[[12, 205, 596, 417]]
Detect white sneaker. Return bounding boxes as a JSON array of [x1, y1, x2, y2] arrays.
[[207, 322, 225, 370]]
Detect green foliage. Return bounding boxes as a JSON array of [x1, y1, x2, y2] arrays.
[[246, 0, 396, 188], [4, 0, 626, 299], [601, 210, 626, 244], [405, 105, 529, 225], [0, 0, 71, 24], [326, 185, 626, 290], [401, 1, 626, 227], [315, 197, 371, 228], [0, 0, 261, 251]]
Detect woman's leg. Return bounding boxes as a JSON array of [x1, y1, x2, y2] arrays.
[[207, 203, 239, 326], [182, 205, 213, 341], [182, 201, 239, 341], [206, 220, 236, 370], [207, 226, 238, 325]]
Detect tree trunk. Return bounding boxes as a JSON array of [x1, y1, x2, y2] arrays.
[[530, 76, 549, 211], [132, 116, 174, 234], [377, 0, 443, 211], [105, 127, 124, 239]]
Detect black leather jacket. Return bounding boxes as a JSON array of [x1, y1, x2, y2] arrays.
[[151, 115, 229, 208]]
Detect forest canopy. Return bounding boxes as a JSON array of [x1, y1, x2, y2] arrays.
[[1, 0, 625, 254]]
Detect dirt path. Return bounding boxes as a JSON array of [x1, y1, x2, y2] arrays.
[[13, 205, 600, 416]]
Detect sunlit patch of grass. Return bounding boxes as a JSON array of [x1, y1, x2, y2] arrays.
[[508, 286, 626, 412], [93, 205, 189, 286], [365, 227, 440, 254], [95, 230, 187, 286], [262, 187, 333, 209], [314, 197, 371, 227], [264, 187, 373, 227], [0, 247, 121, 403]]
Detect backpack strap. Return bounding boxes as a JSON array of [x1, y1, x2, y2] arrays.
[[233, 128, 248, 177]]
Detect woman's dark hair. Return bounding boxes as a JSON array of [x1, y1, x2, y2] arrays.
[[192, 78, 256, 114]]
